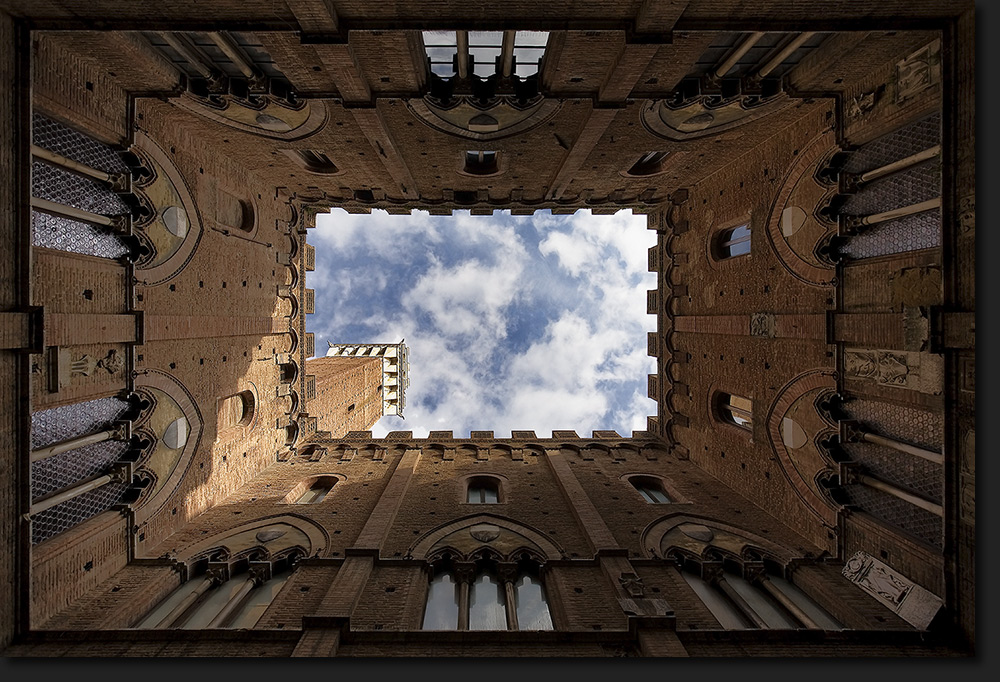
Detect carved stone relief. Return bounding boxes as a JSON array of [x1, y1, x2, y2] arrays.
[[618, 572, 645, 598], [750, 313, 776, 339], [959, 194, 975, 234], [97, 349, 126, 375], [890, 266, 941, 309], [894, 40, 942, 103], [847, 88, 882, 120], [842, 551, 943, 629], [960, 429, 975, 524], [843, 348, 943, 394]]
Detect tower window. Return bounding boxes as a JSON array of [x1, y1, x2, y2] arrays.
[[627, 151, 670, 176], [715, 224, 751, 258], [717, 393, 753, 430], [629, 476, 671, 503], [294, 477, 336, 504], [464, 150, 500, 175], [466, 477, 500, 503]]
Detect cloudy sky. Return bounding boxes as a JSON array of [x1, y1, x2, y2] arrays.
[[306, 208, 657, 439]]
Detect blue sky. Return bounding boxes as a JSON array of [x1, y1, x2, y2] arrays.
[[306, 208, 657, 438]]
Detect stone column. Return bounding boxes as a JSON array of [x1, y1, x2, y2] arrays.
[[454, 562, 476, 631], [157, 567, 225, 629]]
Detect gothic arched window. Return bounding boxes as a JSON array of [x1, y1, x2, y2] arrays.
[[290, 149, 338, 174], [464, 150, 500, 175], [135, 561, 294, 630], [293, 476, 337, 504], [422, 559, 553, 631]]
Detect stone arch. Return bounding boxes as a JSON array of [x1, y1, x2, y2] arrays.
[[640, 95, 798, 142], [765, 370, 841, 528], [170, 513, 330, 562], [763, 130, 839, 287], [131, 370, 203, 524], [641, 513, 800, 565], [406, 96, 561, 141], [174, 93, 328, 141], [130, 132, 204, 286], [409, 513, 563, 562]]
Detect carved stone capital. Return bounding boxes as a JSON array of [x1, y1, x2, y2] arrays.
[[205, 565, 230, 586], [495, 562, 519, 584], [248, 562, 272, 585], [453, 562, 477, 584], [839, 419, 866, 443]]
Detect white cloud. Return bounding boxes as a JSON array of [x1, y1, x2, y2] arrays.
[[309, 209, 657, 438]]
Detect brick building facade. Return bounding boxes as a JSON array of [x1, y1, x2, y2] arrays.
[[0, 0, 975, 657]]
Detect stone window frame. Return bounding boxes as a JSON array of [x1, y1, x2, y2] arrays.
[[712, 390, 754, 435], [620, 472, 691, 505], [706, 212, 754, 266], [458, 472, 507, 505], [420, 549, 555, 631], [458, 149, 506, 177], [282, 473, 344, 505]]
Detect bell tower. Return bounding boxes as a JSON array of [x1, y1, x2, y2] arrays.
[[303, 341, 409, 438]]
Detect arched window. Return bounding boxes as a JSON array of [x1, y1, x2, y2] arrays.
[[135, 561, 294, 630], [422, 571, 461, 630], [294, 476, 336, 504], [514, 573, 554, 630], [466, 476, 500, 503], [679, 560, 841, 631], [715, 223, 751, 258], [717, 392, 753, 430], [627, 151, 669, 176], [630, 476, 671, 503], [464, 150, 500, 175], [422, 560, 553, 631], [469, 571, 507, 630]]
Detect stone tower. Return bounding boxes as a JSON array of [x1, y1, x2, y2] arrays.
[[303, 341, 409, 437]]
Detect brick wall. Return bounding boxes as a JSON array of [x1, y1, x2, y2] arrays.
[[304, 356, 383, 437]]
